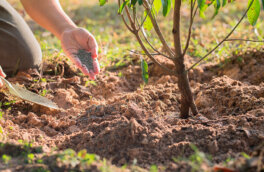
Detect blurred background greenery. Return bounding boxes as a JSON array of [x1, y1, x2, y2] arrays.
[[8, 0, 264, 69]]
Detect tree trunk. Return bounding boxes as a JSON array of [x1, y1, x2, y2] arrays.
[[173, 0, 198, 118]]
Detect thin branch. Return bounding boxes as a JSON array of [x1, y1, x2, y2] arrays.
[[121, 15, 134, 32], [192, 5, 198, 20], [129, 50, 164, 56], [137, 25, 173, 59], [182, 0, 196, 58], [131, 1, 173, 60], [134, 32, 176, 75], [133, 7, 136, 24], [186, 0, 255, 72], [138, 0, 155, 30], [129, 50, 170, 59], [124, 3, 137, 31], [118, 0, 133, 32], [143, 0, 175, 57], [225, 38, 264, 42], [120, 0, 175, 75]]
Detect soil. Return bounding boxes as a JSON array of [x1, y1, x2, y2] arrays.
[[0, 50, 263, 171]]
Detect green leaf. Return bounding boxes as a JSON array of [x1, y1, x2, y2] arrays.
[[212, 0, 221, 18], [99, 0, 107, 6], [143, 10, 153, 30], [142, 0, 161, 30], [241, 152, 251, 159], [138, 0, 143, 5], [197, 0, 208, 18], [262, 0, 264, 9], [130, 0, 137, 6], [222, 0, 227, 6], [247, 0, 261, 26], [198, 0, 206, 9], [140, 58, 149, 84], [161, 0, 172, 16], [153, 0, 162, 15], [118, 0, 129, 14]]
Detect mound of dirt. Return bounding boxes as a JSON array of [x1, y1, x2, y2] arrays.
[[216, 51, 264, 85], [0, 51, 263, 171], [59, 76, 264, 169]]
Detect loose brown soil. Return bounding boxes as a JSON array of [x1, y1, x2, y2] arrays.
[[0, 51, 263, 171]]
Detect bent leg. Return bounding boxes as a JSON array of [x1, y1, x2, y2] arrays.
[[0, 0, 42, 76]]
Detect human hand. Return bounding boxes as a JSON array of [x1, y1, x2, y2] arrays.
[[0, 66, 6, 87], [61, 27, 100, 79]]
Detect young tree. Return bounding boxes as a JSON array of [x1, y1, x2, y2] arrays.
[[99, 0, 262, 118]]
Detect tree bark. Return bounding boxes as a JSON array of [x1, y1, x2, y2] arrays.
[[173, 0, 198, 118]]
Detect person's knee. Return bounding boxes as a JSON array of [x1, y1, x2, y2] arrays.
[[19, 41, 42, 71], [0, 0, 42, 75], [0, 31, 42, 75]]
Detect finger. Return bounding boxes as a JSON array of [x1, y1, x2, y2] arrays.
[[93, 58, 100, 75], [89, 39, 98, 59], [89, 71, 96, 80], [73, 28, 98, 59], [79, 65, 90, 76], [0, 66, 6, 78], [80, 29, 98, 59]]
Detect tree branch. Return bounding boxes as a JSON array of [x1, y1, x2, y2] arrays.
[[129, 50, 164, 56], [134, 32, 176, 75], [118, 0, 134, 32], [182, 0, 196, 58], [125, 5, 137, 30], [225, 38, 264, 42], [138, 0, 155, 30], [137, 24, 173, 59], [173, 0, 182, 58], [119, 0, 175, 75], [186, 0, 255, 72], [121, 15, 134, 32], [143, 0, 175, 57]]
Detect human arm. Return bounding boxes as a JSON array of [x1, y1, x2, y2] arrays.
[[20, 0, 100, 79]]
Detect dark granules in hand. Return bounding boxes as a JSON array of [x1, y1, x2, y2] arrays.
[[75, 49, 94, 71]]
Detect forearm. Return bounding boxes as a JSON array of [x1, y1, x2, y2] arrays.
[[20, 0, 76, 40]]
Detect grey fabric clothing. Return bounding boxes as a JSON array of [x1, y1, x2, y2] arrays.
[[0, 0, 42, 76]]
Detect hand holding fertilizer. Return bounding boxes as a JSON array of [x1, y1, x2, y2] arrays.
[[75, 49, 99, 79]]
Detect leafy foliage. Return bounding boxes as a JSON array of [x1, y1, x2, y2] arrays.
[[247, 0, 261, 26], [118, 0, 129, 14], [196, 0, 262, 26], [99, 0, 107, 6], [98, 0, 264, 87], [2, 154, 12, 164], [161, 0, 172, 16], [140, 57, 149, 84], [198, 0, 208, 18]]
